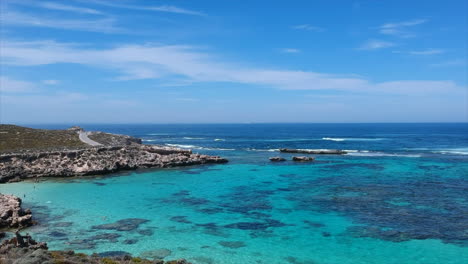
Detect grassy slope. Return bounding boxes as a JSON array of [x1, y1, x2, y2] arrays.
[[0, 125, 88, 153]]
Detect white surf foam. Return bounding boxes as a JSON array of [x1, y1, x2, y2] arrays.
[[245, 148, 279, 152], [432, 148, 468, 155], [346, 151, 421, 158], [322, 137, 386, 142]]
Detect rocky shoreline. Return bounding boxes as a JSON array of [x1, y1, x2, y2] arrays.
[[0, 145, 227, 183], [0, 125, 228, 183]]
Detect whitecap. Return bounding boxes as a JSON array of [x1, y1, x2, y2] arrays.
[[322, 137, 386, 142], [165, 144, 197, 149], [346, 151, 421, 158], [245, 148, 279, 152], [183, 137, 205, 140], [432, 148, 468, 155], [214, 138, 225, 141]]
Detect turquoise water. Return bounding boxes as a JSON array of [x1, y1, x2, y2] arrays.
[[1, 124, 467, 263]]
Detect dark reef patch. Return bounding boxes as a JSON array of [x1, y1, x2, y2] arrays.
[[303, 220, 325, 228], [140, 248, 172, 259], [54, 222, 73, 227], [224, 219, 287, 231], [137, 228, 154, 236], [218, 240, 246, 248], [90, 232, 121, 242], [287, 175, 468, 246], [97, 251, 131, 257], [170, 216, 192, 224], [122, 238, 138, 244], [91, 218, 149, 232]]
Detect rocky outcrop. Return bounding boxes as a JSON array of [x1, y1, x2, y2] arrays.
[[0, 145, 228, 183], [269, 157, 286, 162], [0, 194, 32, 229], [0, 232, 191, 264], [280, 148, 347, 155], [292, 156, 315, 162]]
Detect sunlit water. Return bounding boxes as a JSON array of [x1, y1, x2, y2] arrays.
[[1, 124, 467, 264]]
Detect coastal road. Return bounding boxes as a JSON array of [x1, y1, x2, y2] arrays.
[[78, 131, 102, 146]]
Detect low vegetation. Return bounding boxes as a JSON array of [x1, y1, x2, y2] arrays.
[[0, 125, 88, 153]]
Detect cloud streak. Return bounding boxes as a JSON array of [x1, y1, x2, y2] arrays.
[[0, 76, 36, 93], [359, 40, 395, 50], [82, 0, 204, 16], [408, 49, 445, 55], [37, 2, 102, 15], [292, 24, 325, 32], [280, 48, 301, 53], [1, 40, 463, 95], [379, 19, 427, 37], [1, 11, 121, 33]]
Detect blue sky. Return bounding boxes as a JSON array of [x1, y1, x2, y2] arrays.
[[1, 0, 466, 123]]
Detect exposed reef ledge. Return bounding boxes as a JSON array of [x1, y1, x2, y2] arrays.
[[279, 148, 347, 155], [0, 145, 228, 183]]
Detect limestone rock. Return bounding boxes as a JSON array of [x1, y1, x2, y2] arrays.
[[0, 145, 228, 183], [0, 194, 33, 229], [292, 156, 315, 162], [269, 157, 286, 162]]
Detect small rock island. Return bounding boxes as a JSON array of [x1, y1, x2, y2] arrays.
[[0, 125, 228, 183]]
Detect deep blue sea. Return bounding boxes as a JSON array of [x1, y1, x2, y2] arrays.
[[1, 123, 467, 264]]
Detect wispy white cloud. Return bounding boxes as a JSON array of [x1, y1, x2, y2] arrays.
[[280, 48, 301, 53], [1, 40, 463, 95], [359, 40, 395, 50], [82, 0, 204, 16], [430, 59, 466, 67], [408, 49, 445, 55], [42, 79, 60, 85], [379, 19, 427, 37], [0, 76, 36, 93], [292, 24, 325, 32], [1, 10, 121, 33], [393, 49, 446, 55], [37, 2, 102, 15]]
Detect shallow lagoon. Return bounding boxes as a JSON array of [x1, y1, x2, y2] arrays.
[[1, 123, 467, 264]]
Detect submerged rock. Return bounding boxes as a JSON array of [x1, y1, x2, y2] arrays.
[[218, 240, 246, 248], [91, 218, 149, 231], [269, 157, 286, 162], [140, 248, 172, 259], [0, 232, 191, 263], [97, 251, 131, 257]]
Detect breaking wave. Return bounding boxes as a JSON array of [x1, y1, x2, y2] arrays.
[[322, 137, 386, 142]]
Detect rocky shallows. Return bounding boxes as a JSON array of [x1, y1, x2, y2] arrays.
[[0, 231, 191, 264], [0, 194, 32, 229], [0, 125, 228, 183], [279, 148, 347, 155]]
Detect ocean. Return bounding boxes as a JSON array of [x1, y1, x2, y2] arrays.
[[1, 123, 467, 264]]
